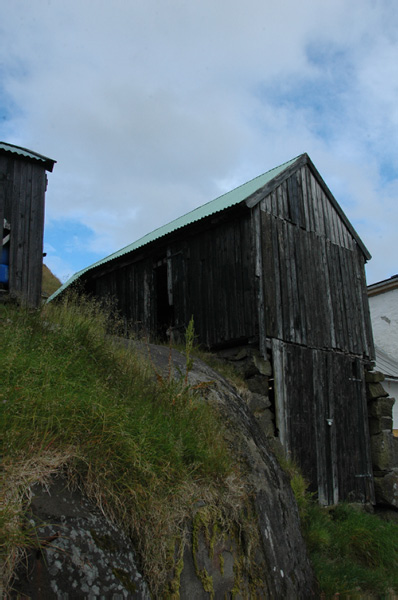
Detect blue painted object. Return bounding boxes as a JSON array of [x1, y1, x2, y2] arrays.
[[1, 245, 9, 265], [0, 264, 9, 283]]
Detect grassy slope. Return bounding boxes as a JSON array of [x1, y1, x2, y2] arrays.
[[1, 297, 242, 596], [286, 448, 398, 598], [2, 297, 398, 598], [305, 502, 398, 598]]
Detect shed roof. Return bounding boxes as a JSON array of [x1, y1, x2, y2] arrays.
[[49, 153, 370, 301], [368, 274, 398, 297], [0, 141, 56, 172], [374, 346, 398, 379]]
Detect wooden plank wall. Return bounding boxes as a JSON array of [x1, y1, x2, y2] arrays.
[[0, 156, 10, 258], [93, 254, 155, 337], [0, 155, 46, 307], [273, 338, 375, 504], [261, 165, 355, 250], [173, 214, 258, 347], [265, 165, 375, 504], [86, 161, 373, 358], [91, 212, 258, 347], [260, 165, 373, 359]]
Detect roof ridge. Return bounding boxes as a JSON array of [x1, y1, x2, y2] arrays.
[[197, 152, 305, 209]]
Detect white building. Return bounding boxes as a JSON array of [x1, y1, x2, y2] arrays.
[[368, 275, 398, 436]]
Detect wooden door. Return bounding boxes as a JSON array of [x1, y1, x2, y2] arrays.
[[272, 340, 374, 504]]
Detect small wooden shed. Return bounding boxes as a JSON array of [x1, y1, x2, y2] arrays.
[[0, 142, 56, 307], [52, 153, 375, 504]]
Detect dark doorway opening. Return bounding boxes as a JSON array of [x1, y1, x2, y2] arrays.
[[155, 261, 174, 340]]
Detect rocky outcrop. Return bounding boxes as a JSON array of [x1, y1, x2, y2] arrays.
[[12, 342, 316, 599], [374, 468, 398, 507], [11, 477, 150, 599], [133, 342, 316, 598]]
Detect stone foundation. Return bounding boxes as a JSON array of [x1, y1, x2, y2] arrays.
[[216, 345, 277, 441], [366, 370, 398, 508]]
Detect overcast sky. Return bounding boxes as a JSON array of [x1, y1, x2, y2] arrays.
[[1, 0, 397, 285]]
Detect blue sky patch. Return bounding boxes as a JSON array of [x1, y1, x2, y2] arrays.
[[44, 219, 105, 278]]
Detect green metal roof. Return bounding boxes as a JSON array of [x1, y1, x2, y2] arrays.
[[49, 154, 303, 301], [0, 141, 56, 172]]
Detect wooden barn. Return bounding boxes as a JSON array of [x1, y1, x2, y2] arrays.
[[52, 153, 375, 505], [0, 142, 56, 307]]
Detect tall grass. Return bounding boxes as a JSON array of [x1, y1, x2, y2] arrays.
[[307, 503, 398, 599], [285, 461, 398, 599], [1, 296, 243, 595]]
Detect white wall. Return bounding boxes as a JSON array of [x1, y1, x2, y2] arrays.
[[369, 286, 398, 433], [369, 288, 398, 359], [382, 379, 398, 435]]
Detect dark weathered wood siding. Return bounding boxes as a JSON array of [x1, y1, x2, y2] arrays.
[[83, 162, 373, 359], [0, 154, 47, 307], [89, 209, 259, 347], [92, 253, 154, 336], [273, 340, 374, 504], [175, 214, 258, 347], [259, 164, 374, 503], [258, 166, 373, 358]]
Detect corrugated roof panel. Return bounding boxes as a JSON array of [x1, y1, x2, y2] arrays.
[[0, 141, 56, 171], [48, 154, 303, 301], [374, 346, 398, 379]]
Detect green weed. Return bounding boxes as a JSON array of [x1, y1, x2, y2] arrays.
[[282, 457, 398, 598], [168, 333, 247, 391]]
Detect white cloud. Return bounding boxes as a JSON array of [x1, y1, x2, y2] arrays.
[[1, 0, 397, 284]]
